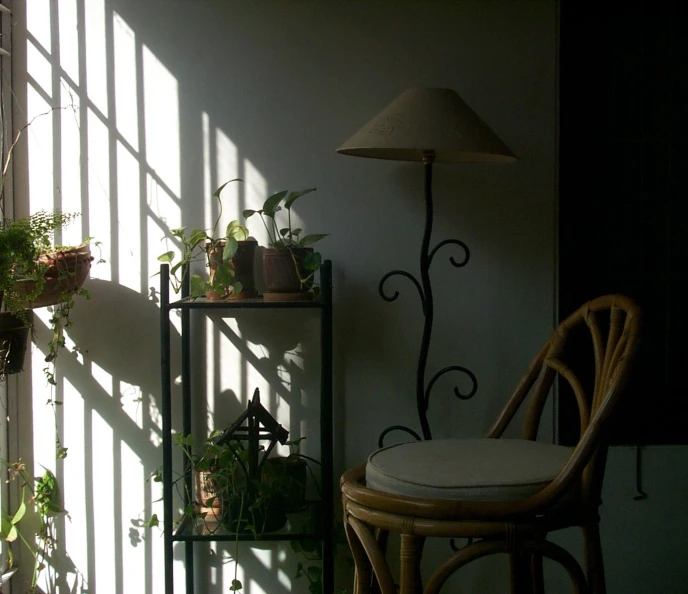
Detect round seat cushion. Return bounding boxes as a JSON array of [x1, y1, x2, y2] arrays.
[[365, 438, 573, 502]]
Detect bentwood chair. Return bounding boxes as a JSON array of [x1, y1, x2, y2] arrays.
[[341, 295, 642, 594]]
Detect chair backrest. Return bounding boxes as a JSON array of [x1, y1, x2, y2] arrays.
[[485, 294, 642, 506]]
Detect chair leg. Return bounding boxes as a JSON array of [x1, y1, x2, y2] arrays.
[[530, 552, 545, 594], [582, 522, 606, 594], [509, 550, 534, 594], [399, 534, 425, 594]]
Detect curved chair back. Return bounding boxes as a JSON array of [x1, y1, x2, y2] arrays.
[[485, 294, 642, 508]]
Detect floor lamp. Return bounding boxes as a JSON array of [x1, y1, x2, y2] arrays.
[[337, 88, 517, 444]]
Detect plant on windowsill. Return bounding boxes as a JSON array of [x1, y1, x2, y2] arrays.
[[243, 188, 327, 301], [157, 179, 257, 300]]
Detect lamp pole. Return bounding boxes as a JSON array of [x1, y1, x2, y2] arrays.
[[377, 151, 478, 445]]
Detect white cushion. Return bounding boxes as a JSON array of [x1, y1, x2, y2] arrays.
[[365, 438, 573, 502]]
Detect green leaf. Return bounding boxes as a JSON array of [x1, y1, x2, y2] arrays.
[[262, 190, 288, 216], [143, 514, 159, 528], [189, 229, 209, 249], [10, 500, 26, 525], [232, 281, 243, 297], [303, 252, 322, 272], [230, 579, 243, 591], [243, 209, 257, 219], [279, 228, 290, 237], [190, 275, 208, 297], [214, 262, 235, 287], [291, 228, 302, 237], [298, 234, 328, 247], [284, 188, 316, 209], [158, 251, 175, 263], [170, 227, 186, 237], [222, 237, 239, 261], [212, 178, 242, 198], [226, 220, 249, 241]]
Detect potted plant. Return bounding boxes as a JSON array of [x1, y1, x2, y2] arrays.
[[263, 437, 320, 514], [243, 188, 327, 301], [0, 211, 94, 384], [158, 179, 257, 300]]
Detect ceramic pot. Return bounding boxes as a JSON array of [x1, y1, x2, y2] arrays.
[[262, 248, 313, 301], [205, 240, 258, 299]]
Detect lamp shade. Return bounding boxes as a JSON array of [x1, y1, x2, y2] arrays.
[[337, 88, 518, 164]]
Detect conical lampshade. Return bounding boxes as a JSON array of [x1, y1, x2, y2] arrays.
[[337, 88, 518, 164]]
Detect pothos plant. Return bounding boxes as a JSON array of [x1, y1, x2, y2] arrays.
[[243, 188, 327, 289], [158, 179, 248, 299], [0, 458, 65, 593]]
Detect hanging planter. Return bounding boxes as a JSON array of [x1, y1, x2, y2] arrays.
[[0, 310, 33, 377], [11, 243, 93, 308]]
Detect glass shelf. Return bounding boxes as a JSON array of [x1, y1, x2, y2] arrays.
[[172, 501, 323, 543], [168, 295, 323, 310]]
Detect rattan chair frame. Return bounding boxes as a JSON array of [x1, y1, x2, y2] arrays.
[[341, 294, 642, 594]]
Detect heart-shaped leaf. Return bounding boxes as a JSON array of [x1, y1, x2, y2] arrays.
[[284, 188, 316, 209], [262, 190, 288, 216], [157, 251, 175, 263], [223, 237, 239, 261], [298, 233, 328, 247], [212, 178, 242, 198]]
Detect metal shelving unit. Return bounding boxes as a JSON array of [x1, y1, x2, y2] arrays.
[[160, 260, 333, 594]]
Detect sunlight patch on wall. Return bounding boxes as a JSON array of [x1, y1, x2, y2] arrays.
[[213, 126, 240, 224], [26, 38, 52, 96], [147, 175, 181, 331], [59, 94, 83, 239], [117, 141, 143, 292], [242, 158, 268, 245], [91, 360, 113, 396], [121, 440, 146, 585], [26, 0, 51, 54], [30, 345, 56, 468], [113, 12, 139, 151], [57, 0, 79, 85], [26, 87, 54, 214], [84, 0, 108, 117], [62, 379, 89, 583], [92, 409, 116, 594], [87, 108, 112, 280], [120, 382, 143, 428], [142, 45, 180, 197]]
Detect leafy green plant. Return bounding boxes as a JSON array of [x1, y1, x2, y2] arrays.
[[0, 211, 79, 315], [243, 188, 327, 288], [158, 179, 248, 299], [1, 459, 66, 593]]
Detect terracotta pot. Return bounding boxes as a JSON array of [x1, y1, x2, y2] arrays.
[[0, 311, 33, 376], [262, 248, 313, 300], [205, 240, 258, 299], [12, 244, 93, 309], [193, 467, 223, 519]]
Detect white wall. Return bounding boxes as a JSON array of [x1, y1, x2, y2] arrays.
[[9, 1, 684, 594]]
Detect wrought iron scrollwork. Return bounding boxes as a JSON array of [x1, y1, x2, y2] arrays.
[[425, 366, 478, 404], [429, 239, 470, 268], [377, 155, 478, 447], [377, 425, 423, 449], [378, 270, 425, 306]]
